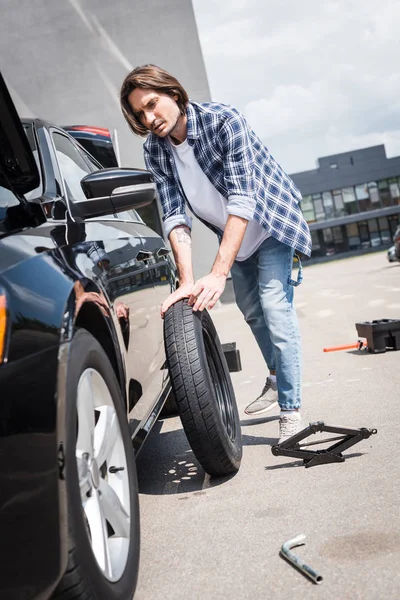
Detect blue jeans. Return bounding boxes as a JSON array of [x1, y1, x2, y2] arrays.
[[230, 236, 302, 411]]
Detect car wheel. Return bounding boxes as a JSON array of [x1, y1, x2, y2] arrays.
[[164, 299, 242, 476], [53, 329, 140, 600]]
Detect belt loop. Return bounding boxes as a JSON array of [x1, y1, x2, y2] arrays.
[[289, 252, 303, 286]]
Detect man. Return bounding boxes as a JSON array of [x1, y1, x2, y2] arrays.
[[120, 65, 312, 443]]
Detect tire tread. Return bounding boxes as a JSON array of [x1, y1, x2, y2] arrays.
[[164, 300, 242, 476]]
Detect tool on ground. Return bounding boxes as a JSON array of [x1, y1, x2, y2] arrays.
[[280, 534, 323, 584], [323, 318, 400, 353], [356, 318, 400, 353], [271, 421, 377, 467], [323, 340, 367, 352]]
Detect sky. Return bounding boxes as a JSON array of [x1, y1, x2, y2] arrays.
[[192, 0, 400, 174]]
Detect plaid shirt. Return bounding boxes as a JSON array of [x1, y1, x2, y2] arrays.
[[143, 101, 312, 256]]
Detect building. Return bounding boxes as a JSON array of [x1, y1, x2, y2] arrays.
[[0, 0, 211, 168], [290, 145, 400, 259], [0, 0, 220, 277]]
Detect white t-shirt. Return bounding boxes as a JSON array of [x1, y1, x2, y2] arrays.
[[169, 138, 269, 261]]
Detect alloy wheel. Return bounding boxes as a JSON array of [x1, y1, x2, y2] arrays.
[[75, 368, 131, 582]]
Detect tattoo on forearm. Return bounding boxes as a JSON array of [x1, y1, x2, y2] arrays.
[[174, 225, 192, 246]]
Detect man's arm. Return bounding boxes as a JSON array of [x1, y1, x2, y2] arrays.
[[211, 214, 248, 277], [169, 224, 194, 285], [160, 224, 195, 317], [189, 214, 248, 311]]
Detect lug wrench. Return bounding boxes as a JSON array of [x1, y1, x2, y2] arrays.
[[280, 534, 323, 584]]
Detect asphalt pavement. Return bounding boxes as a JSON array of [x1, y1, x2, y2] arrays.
[[135, 251, 400, 600]]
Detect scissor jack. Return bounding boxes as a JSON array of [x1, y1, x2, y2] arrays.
[[271, 421, 377, 467]]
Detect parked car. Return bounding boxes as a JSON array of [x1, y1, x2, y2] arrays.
[[0, 73, 242, 600], [387, 245, 398, 262], [62, 125, 120, 168]]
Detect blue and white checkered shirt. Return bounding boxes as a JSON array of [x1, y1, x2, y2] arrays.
[[144, 101, 312, 256]]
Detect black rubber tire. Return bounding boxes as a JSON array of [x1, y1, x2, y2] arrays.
[[53, 329, 140, 600], [164, 299, 242, 476]]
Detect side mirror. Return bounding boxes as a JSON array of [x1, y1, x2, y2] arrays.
[[72, 168, 156, 219]]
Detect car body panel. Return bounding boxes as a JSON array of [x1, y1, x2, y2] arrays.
[[0, 221, 174, 600]]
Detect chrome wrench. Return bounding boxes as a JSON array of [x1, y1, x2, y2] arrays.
[[280, 534, 323, 584]]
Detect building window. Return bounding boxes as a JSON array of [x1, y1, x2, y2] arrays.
[[378, 217, 391, 244], [366, 181, 380, 207], [322, 228, 336, 256], [368, 218, 381, 247], [388, 214, 399, 238], [358, 221, 370, 248], [310, 230, 323, 257], [378, 179, 392, 207], [312, 194, 325, 221], [355, 183, 372, 212], [389, 178, 400, 205], [322, 191, 335, 219], [332, 226, 347, 253], [301, 195, 316, 222], [346, 223, 361, 250], [342, 186, 358, 215], [332, 189, 346, 217]]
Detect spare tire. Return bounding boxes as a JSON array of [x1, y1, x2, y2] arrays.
[[164, 299, 242, 476]]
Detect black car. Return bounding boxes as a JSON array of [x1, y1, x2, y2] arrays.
[[0, 73, 242, 600], [62, 125, 120, 169]]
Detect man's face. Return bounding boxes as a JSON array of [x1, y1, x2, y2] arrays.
[[128, 88, 182, 138]]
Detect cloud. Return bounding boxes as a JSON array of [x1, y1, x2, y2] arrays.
[[244, 78, 350, 139], [192, 0, 400, 172]]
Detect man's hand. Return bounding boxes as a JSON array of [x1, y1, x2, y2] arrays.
[[188, 272, 226, 312], [160, 282, 194, 318], [115, 302, 130, 321], [74, 281, 109, 318]]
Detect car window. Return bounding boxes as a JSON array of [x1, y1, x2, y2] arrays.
[[23, 123, 43, 200], [1, 125, 42, 231], [76, 143, 103, 172], [52, 132, 91, 202], [0, 186, 21, 232]]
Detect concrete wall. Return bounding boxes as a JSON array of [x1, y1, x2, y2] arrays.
[[0, 0, 218, 277]]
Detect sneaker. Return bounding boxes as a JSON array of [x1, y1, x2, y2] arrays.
[[278, 412, 303, 444], [244, 377, 278, 415]]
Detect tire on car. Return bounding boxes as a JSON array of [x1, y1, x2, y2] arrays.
[[54, 329, 140, 600], [164, 299, 242, 476]]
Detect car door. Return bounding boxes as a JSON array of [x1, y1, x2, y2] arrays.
[[49, 129, 165, 418]]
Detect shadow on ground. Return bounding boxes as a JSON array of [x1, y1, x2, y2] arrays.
[[346, 349, 397, 356], [136, 416, 279, 496], [265, 452, 365, 470]]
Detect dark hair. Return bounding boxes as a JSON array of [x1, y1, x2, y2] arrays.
[[120, 64, 189, 137]]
